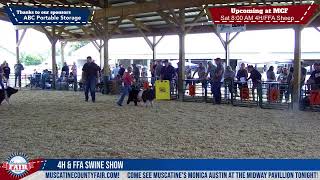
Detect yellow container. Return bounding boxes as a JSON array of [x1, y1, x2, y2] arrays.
[[155, 80, 170, 100]]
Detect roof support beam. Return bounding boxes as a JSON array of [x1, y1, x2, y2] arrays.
[[303, 8, 320, 28], [169, 8, 180, 25], [292, 25, 302, 110], [16, 29, 27, 47], [127, 16, 151, 32], [94, 0, 251, 20], [178, 8, 186, 101], [56, 26, 80, 38], [185, 5, 207, 34], [110, 16, 124, 35]]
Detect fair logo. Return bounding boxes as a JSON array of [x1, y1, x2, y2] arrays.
[[2, 153, 33, 177]]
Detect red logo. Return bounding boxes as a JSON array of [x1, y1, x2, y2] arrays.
[[209, 3, 319, 24]]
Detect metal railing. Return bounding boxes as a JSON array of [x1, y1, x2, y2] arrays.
[[260, 82, 292, 110], [300, 83, 320, 112], [183, 79, 207, 102], [2, 74, 30, 88]]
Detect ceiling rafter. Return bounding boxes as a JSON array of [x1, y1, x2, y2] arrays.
[[127, 16, 151, 32]]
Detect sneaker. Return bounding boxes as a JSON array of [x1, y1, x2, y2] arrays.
[[117, 102, 122, 106]]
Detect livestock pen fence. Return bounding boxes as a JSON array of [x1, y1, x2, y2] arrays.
[[181, 79, 318, 111], [5, 73, 319, 111], [3, 74, 29, 88]]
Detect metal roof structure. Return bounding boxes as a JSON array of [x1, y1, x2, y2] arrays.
[[0, 0, 319, 108], [0, 0, 319, 41]]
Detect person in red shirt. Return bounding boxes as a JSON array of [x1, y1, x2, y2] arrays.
[[117, 67, 134, 106]]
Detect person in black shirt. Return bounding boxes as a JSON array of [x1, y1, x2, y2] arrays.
[[61, 62, 69, 76], [82, 56, 99, 102], [3, 62, 10, 82], [236, 63, 248, 95], [118, 64, 125, 78], [160, 60, 176, 81], [309, 62, 320, 90], [247, 65, 262, 102], [132, 64, 140, 82]]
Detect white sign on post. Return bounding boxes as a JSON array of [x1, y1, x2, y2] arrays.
[[217, 24, 246, 33]]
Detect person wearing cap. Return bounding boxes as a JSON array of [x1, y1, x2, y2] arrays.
[[309, 62, 320, 90], [160, 60, 175, 81], [82, 56, 100, 102], [211, 58, 224, 104]]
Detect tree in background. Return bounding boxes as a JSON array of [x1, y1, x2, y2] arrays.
[[21, 53, 45, 66], [68, 41, 89, 56]]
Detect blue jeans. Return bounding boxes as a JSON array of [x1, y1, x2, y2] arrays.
[[15, 73, 22, 87], [212, 82, 222, 104], [0, 78, 4, 90], [74, 75, 78, 91], [103, 76, 110, 94], [85, 76, 97, 102], [117, 85, 131, 105]]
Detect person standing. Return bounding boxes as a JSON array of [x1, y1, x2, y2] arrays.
[[309, 62, 320, 90], [236, 63, 248, 95], [71, 62, 77, 91], [0, 63, 4, 90], [112, 64, 120, 79], [3, 62, 10, 85], [185, 65, 192, 87], [286, 67, 294, 100], [102, 64, 111, 94], [207, 61, 216, 78], [277, 67, 289, 101], [247, 65, 262, 102], [61, 62, 69, 76], [236, 63, 248, 82], [267, 66, 276, 82], [161, 60, 176, 81], [82, 56, 99, 102], [132, 64, 140, 82], [118, 64, 125, 78], [212, 58, 224, 104], [117, 67, 134, 106], [154, 60, 163, 80], [224, 66, 235, 95], [14, 61, 24, 88], [192, 62, 207, 91]]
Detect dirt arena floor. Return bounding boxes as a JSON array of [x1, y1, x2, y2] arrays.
[[0, 89, 319, 160]]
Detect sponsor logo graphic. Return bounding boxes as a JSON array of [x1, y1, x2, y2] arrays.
[[2, 152, 33, 178], [209, 2, 319, 24]]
